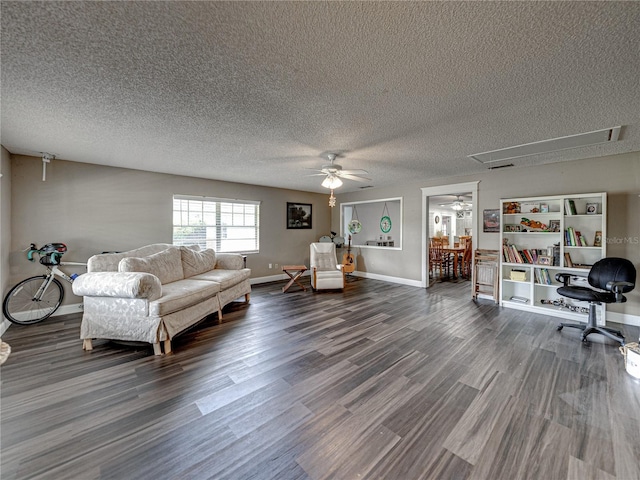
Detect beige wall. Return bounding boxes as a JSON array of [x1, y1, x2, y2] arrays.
[[4, 151, 639, 317], [335, 151, 640, 316], [7, 155, 331, 305], [1, 147, 11, 327]]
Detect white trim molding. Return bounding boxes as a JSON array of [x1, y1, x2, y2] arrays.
[[421, 181, 480, 288]]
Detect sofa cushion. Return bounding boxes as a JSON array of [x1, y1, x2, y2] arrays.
[[190, 268, 251, 290], [119, 247, 184, 285], [149, 279, 220, 316], [181, 247, 216, 278]]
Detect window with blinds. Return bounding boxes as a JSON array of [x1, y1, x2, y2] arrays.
[[173, 195, 260, 253]]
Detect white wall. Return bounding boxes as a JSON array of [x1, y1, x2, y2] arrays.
[[1, 147, 11, 333], [6, 155, 332, 306], [334, 151, 640, 316]]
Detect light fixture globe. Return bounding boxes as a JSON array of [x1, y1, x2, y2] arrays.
[[322, 175, 343, 189]]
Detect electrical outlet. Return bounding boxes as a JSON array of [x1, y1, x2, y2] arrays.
[[269, 263, 272, 269], [274, 263, 279, 269]]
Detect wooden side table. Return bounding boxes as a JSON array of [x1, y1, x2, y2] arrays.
[[282, 265, 307, 292]]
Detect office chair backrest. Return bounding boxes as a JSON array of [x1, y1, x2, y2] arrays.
[[588, 257, 636, 292]]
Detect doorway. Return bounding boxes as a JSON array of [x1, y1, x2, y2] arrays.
[[421, 182, 479, 288]]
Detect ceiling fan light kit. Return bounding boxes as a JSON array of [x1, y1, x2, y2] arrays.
[[311, 153, 370, 207], [322, 175, 343, 189]]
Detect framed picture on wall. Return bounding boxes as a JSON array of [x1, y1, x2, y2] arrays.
[[287, 202, 312, 229], [483, 209, 500, 232]]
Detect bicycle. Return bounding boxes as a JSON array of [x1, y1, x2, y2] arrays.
[[2, 243, 86, 325]]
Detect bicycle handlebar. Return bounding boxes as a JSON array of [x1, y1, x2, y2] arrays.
[[26, 243, 67, 265]]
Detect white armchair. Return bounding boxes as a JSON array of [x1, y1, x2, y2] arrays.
[[310, 242, 345, 290]]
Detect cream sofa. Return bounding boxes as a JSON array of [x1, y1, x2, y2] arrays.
[[72, 244, 251, 355]]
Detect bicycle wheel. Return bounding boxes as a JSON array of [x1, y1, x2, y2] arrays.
[[2, 276, 65, 325]]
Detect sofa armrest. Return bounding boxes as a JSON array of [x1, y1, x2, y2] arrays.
[[72, 272, 162, 301], [215, 253, 245, 270]]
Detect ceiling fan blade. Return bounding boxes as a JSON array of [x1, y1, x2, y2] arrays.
[[339, 169, 369, 175], [304, 173, 328, 177], [340, 173, 371, 182]]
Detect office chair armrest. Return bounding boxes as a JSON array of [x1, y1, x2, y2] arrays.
[[605, 280, 634, 302], [555, 272, 573, 286]]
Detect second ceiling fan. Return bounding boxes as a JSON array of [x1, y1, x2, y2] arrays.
[[439, 195, 472, 211]]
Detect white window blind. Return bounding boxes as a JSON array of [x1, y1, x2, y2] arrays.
[[173, 195, 260, 253]]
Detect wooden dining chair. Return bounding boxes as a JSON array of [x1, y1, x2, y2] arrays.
[[429, 243, 452, 280]]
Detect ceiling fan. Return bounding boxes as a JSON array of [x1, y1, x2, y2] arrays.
[[306, 153, 371, 189], [439, 195, 472, 211]]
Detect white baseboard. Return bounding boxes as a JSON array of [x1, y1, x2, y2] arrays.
[[53, 303, 84, 316], [351, 271, 422, 288], [251, 270, 310, 285], [1, 302, 83, 334], [608, 311, 640, 328]]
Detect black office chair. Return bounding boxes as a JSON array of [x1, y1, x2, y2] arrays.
[[556, 257, 636, 345]]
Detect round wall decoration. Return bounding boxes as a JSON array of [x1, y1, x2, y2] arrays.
[[380, 215, 392, 233], [435, 215, 440, 224], [348, 219, 362, 234], [380, 202, 392, 233]]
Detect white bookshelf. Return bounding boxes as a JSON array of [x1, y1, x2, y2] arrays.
[[499, 192, 607, 324]]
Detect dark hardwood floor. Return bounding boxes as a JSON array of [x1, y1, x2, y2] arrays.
[[1, 277, 639, 480]]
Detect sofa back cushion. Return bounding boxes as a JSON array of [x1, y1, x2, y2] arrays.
[[181, 247, 216, 278], [118, 247, 184, 284]]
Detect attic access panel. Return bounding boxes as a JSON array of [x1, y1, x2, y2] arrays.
[[469, 126, 621, 168]]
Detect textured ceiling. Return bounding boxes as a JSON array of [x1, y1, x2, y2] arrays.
[[2, 2, 639, 193]]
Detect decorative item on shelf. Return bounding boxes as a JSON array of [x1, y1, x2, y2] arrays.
[[521, 202, 540, 213], [380, 202, 392, 233], [537, 256, 551, 265], [510, 296, 529, 304], [548, 220, 560, 232], [540, 298, 589, 314], [540, 203, 549, 213], [510, 269, 527, 281], [520, 217, 547, 231], [504, 202, 521, 214], [586, 202, 599, 215], [593, 230, 602, 247]]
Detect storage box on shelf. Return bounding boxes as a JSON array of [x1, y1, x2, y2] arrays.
[[499, 193, 607, 324]]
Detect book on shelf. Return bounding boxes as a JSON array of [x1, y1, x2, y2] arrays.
[[564, 252, 573, 268], [503, 245, 551, 264], [564, 199, 577, 215], [534, 268, 552, 285], [510, 296, 529, 304]]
